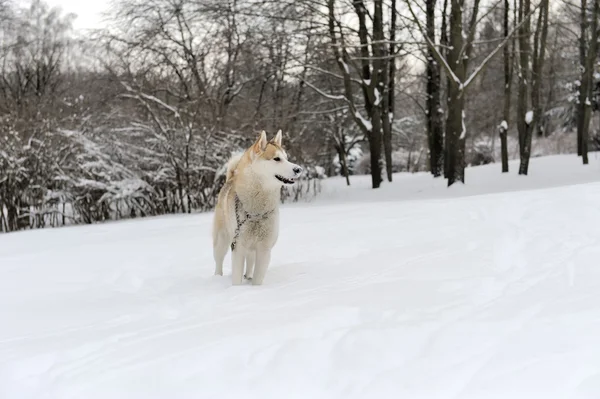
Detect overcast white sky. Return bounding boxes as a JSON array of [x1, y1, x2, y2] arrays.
[[19, 0, 110, 30]]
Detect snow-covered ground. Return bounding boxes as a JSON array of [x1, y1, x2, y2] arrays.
[[2, 154, 600, 399]]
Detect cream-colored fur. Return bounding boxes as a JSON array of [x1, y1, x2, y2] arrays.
[[225, 153, 242, 181], [212, 130, 302, 285]]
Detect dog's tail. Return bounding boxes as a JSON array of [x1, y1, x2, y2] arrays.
[[225, 152, 243, 181]]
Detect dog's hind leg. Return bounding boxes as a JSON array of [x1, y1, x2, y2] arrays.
[[244, 251, 255, 280], [252, 249, 271, 286], [213, 231, 229, 276]]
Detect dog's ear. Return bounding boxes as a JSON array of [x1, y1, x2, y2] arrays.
[[272, 129, 282, 147], [252, 130, 268, 156]]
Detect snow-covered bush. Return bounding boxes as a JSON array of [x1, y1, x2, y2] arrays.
[[473, 131, 579, 169], [353, 147, 427, 175], [468, 141, 495, 166], [592, 132, 600, 151], [332, 145, 363, 176], [0, 123, 252, 232], [281, 164, 325, 203]]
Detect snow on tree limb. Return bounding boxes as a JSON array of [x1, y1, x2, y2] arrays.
[[525, 111, 534, 125], [302, 79, 348, 102], [404, 0, 462, 87], [405, 0, 542, 92], [462, 3, 541, 91], [304, 65, 362, 85]]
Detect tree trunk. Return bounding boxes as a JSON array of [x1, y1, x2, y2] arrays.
[[518, 0, 549, 175], [369, 0, 385, 188], [380, 39, 393, 182], [370, 110, 384, 189], [381, 101, 393, 182], [383, 0, 397, 182], [500, 0, 512, 173], [337, 145, 351, 186], [445, 0, 467, 186], [441, 0, 450, 178], [578, 0, 588, 156], [426, 0, 444, 177], [582, 0, 599, 165], [446, 85, 465, 186], [500, 127, 509, 172], [517, 0, 532, 175], [175, 165, 186, 213]]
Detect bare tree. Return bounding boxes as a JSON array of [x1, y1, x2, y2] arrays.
[[499, 0, 515, 173], [577, 0, 588, 156], [0, 0, 76, 231], [425, 0, 444, 177], [408, 0, 540, 185], [328, 113, 363, 186], [383, 0, 397, 182], [516, 0, 549, 175], [579, 0, 600, 165], [516, 0, 532, 174], [312, 0, 392, 188]]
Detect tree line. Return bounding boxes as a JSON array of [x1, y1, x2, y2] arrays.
[[1, 0, 598, 232]]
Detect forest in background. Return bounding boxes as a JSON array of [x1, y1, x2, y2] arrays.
[[1, 0, 599, 232]]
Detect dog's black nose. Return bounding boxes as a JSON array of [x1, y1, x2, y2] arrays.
[[293, 166, 303, 175]]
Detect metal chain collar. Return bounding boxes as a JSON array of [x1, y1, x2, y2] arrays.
[[230, 195, 274, 251]]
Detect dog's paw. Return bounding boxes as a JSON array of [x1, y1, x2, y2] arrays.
[[243, 274, 252, 281]]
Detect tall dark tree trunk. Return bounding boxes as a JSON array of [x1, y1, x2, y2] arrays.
[[445, 0, 467, 186], [518, 0, 549, 175], [370, 109, 384, 188], [380, 30, 393, 183], [441, 0, 450, 178], [499, 0, 513, 173], [578, 0, 588, 156], [446, 83, 465, 186], [426, 0, 444, 177], [381, 104, 393, 182], [370, 0, 386, 188], [382, 0, 396, 182], [581, 0, 599, 165], [517, 0, 534, 175]]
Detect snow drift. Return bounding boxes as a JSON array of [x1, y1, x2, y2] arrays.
[[1, 154, 600, 399]]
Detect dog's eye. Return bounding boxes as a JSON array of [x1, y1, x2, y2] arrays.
[[273, 157, 281, 162]]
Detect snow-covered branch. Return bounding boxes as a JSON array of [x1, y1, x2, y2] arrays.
[[302, 79, 348, 102], [404, 0, 462, 88], [462, 3, 542, 91]]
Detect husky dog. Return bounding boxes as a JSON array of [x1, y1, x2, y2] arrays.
[[212, 130, 303, 285]]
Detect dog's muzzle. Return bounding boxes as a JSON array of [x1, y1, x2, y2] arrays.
[[275, 175, 296, 184]]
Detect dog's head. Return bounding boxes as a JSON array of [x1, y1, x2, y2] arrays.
[[249, 130, 303, 188]]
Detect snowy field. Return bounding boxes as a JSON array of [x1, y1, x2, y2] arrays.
[[2, 154, 600, 399]]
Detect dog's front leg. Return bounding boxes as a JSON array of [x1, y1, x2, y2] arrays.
[[231, 248, 245, 285], [252, 249, 271, 286], [244, 251, 255, 280]]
